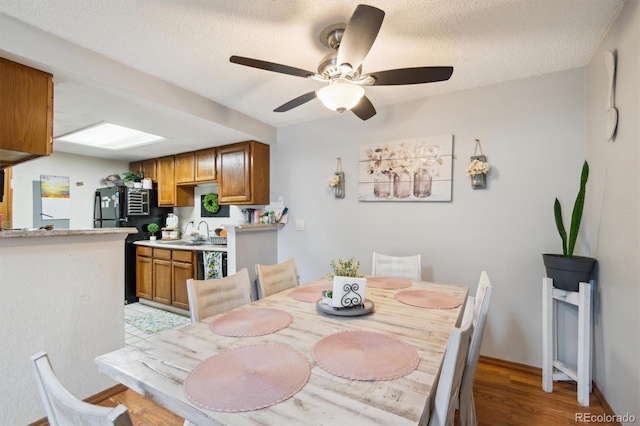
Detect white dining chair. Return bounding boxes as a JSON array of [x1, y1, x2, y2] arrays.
[[255, 258, 299, 299], [458, 271, 493, 426], [425, 298, 474, 426], [372, 252, 422, 281], [186, 268, 252, 323], [31, 351, 133, 426]]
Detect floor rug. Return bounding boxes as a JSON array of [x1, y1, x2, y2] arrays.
[[126, 310, 191, 334]]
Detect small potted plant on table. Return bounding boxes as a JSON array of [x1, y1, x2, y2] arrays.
[[147, 223, 159, 241], [326, 257, 366, 308]]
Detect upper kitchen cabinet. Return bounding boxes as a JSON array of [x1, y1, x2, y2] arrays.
[[174, 148, 216, 185], [175, 152, 195, 184], [0, 58, 53, 169], [156, 155, 194, 207], [129, 158, 157, 181], [195, 147, 216, 183], [217, 141, 269, 205]]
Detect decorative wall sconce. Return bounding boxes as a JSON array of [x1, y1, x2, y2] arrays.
[[466, 139, 490, 190], [327, 158, 345, 198]]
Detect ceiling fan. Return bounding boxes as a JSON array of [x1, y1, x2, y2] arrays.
[[230, 4, 453, 121]]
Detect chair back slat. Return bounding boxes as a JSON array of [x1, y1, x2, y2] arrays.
[[255, 258, 299, 299], [459, 271, 493, 426], [187, 268, 252, 323], [426, 298, 474, 426], [372, 252, 422, 281], [31, 352, 133, 426]]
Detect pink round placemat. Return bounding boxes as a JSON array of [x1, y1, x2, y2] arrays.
[[312, 331, 419, 381], [184, 345, 311, 412], [209, 308, 292, 337], [394, 289, 462, 309], [289, 285, 332, 303], [367, 276, 412, 290]]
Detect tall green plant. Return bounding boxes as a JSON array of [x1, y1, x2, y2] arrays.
[[554, 161, 589, 258]]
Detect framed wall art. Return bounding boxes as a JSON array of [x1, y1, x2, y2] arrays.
[[358, 135, 453, 202]]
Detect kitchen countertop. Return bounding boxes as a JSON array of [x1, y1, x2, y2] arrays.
[[135, 239, 227, 252], [0, 228, 137, 239]]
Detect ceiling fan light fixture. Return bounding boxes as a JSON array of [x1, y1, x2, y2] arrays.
[[317, 79, 365, 113]]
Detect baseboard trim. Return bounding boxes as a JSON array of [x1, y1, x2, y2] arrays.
[[479, 355, 542, 376], [28, 384, 128, 426], [592, 381, 621, 425], [479, 356, 618, 422]]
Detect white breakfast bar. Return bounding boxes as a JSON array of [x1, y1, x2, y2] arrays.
[[96, 277, 468, 425]]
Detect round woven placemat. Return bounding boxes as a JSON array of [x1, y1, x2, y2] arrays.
[[184, 345, 311, 412], [394, 289, 462, 309], [312, 331, 419, 381], [289, 285, 332, 303], [209, 308, 292, 337], [367, 276, 412, 290]]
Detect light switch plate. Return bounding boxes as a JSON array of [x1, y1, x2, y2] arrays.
[[295, 219, 305, 231]]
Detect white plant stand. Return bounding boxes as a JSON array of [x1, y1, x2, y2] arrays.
[[542, 278, 592, 406]]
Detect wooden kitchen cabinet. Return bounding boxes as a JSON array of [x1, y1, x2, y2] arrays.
[[175, 152, 195, 184], [195, 147, 216, 183], [136, 246, 196, 309], [0, 58, 53, 169], [135, 253, 153, 300], [153, 258, 173, 305], [157, 155, 194, 207], [130, 159, 157, 181], [217, 141, 269, 205]]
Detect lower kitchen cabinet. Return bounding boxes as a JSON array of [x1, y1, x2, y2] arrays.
[[136, 246, 195, 309]]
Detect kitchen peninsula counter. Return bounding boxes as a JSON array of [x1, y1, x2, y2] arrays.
[[0, 227, 136, 240], [135, 239, 227, 252], [0, 227, 136, 424]]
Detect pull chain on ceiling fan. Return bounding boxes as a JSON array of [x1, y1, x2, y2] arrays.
[[230, 4, 453, 121]]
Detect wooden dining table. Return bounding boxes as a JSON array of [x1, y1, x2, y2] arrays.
[[96, 278, 468, 425]]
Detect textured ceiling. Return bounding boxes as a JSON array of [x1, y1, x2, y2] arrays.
[[0, 0, 624, 160]]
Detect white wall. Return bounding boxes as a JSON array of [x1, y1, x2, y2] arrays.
[[173, 184, 250, 236], [0, 233, 127, 425], [585, 0, 640, 418], [11, 152, 128, 229], [273, 68, 586, 367]]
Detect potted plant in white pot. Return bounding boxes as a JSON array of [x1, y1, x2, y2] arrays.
[[147, 223, 159, 241], [326, 257, 366, 308], [542, 161, 596, 292]]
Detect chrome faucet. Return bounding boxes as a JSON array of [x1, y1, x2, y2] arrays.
[[198, 221, 210, 242]]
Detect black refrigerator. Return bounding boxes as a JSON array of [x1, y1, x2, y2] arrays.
[[94, 186, 172, 303]]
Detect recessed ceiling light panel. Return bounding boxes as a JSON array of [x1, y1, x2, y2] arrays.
[[54, 122, 165, 150]]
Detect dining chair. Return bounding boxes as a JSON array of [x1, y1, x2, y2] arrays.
[[458, 271, 493, 426], [255, 258, 299, 299], [31, 351, 133, 426], [186, 268, 252, 323], [426, 298, 474, 426], [372, 252, 422, 281]]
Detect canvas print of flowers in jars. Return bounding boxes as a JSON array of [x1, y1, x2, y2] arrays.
[[358, 135, 453, 201]]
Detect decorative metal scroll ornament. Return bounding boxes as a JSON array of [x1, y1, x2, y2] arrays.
[[340, 282, 364, 308]]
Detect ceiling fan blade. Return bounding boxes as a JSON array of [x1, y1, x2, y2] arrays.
[[274, 91, 317, 112], [351, 95, 376, 121], [369, 66, 454, 86], [337, 5, 385, 71], [230, 56, 314, 79]]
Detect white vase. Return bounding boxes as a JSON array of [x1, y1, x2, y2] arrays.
[[150, 236, 157, 241], [332, 276, 367, 308]]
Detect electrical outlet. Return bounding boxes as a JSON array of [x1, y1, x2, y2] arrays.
[[295, 219, 305, 231], [278, 196, 284, 204]]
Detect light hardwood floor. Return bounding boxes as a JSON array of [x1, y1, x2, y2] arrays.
[[96, 359, 618, 426]]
